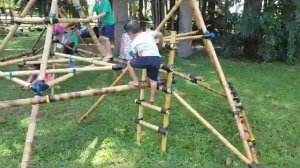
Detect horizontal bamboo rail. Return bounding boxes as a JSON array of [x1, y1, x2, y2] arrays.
[[164, 35, 204, 42], [135, 99, 170, 115], [165, 30, 199, 39], [136, 120, 163, 133], [0, 54, 42, 67], [55, 52, 114, 66], [0, 66, 113, 77], [0, 82, 150, 108], [18, 59, 69, 65], [13, 17, 91, 24], [173, 91, 251, 165]]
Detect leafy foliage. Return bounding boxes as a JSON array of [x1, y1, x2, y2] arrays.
[[219, 1, 300, 63]]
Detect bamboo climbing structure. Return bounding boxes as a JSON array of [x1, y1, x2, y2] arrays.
[[0, 0, 259, 167]]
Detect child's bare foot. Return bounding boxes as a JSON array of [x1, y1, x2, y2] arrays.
[[103, 55, 113, 62], [149, 100, 154, 105], [128, 81, 139, 87]]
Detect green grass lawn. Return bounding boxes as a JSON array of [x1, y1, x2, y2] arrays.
[[1, 32, 300, 167]]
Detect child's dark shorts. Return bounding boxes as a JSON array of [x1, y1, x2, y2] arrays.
[[130, 56, 161, 81]]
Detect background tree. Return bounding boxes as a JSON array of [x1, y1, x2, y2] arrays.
[[178, 0, 193, 58]]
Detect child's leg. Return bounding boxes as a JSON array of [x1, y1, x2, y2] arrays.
[[147, 57, 161, 104], [149, 79, 157, 105], [127, 60, 139, 86]]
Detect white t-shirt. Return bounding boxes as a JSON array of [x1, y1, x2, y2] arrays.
[[131, 31, 161, 57]]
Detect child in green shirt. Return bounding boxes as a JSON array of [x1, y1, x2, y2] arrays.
[[89, 0, 115, 41], [62, 24, 79, 55]]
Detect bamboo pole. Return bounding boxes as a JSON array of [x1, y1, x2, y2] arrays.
[[165, 35, 204, 42], [0, 66, 114, 77], [161, 31, 177, 151], [165, 30, 199, 39], [160, 69, 225, 97], [0, 83, 150, 109], [71, 0, 106, 56], [3, 76, 31, 88], [156, 0, 184, 31], [0, 51, 34, 62], [172, 92, 252, 165], [18, 59, 69, 65], [135, 100, 170, 115], [77, 67, 129, 123], [21, 1, 58, 167], [13, 17, 91, 24], [189, 0, 256, 163], [55, 52, 114, 66], [76, 48, 102, 57], [0, 118, 6, 124], [136, 69, 147, 142], [0, 0, 37, 52], [31, 27, 46, 51], [0, 54, 42, 67], [136, 120, 162, 133]]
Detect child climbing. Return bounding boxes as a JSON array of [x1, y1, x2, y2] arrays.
[[126, 21, 164, 105]]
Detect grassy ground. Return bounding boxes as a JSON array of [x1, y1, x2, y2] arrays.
[[1, 32, 300, 167]]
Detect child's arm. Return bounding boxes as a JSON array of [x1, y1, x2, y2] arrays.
[[155, 32, 164, 48]]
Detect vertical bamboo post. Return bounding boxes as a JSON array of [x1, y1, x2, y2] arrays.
[[21, 1, 58, 167], [155, 0, 183, 32], [0, 0, 37, 52], [188, 0, 256, 163], [161, 31, 177, 151], [136, 69, 147, 142], [71, 0, 106, 56], [77, 68, 129, 123]]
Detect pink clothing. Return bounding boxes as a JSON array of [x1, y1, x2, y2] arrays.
[[44, 74, 53, 83], [53, 24, 65, 35]]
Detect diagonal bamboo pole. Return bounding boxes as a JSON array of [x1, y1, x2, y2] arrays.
[[21, 1, 58, 167], [0, 51, 34, 62], [161, 31, 177, 151], [156, 0, 184, 32], [189, 0, 257, 164], [0, 83, 150, 109], [71, 0, 106, 56], [31, 27, 46, 51], [77, 67, 129, 123], [3, 76, 31, 88], [173, 91, 251, 165], [0, 0, 37, 52], [55, 52, 114, 66]]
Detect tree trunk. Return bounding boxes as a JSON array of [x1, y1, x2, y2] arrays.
[[178, 0, 193, 58], [138, 0, 144, 19], [242, 0, 264, 59], [113, 0, 129, 54]]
